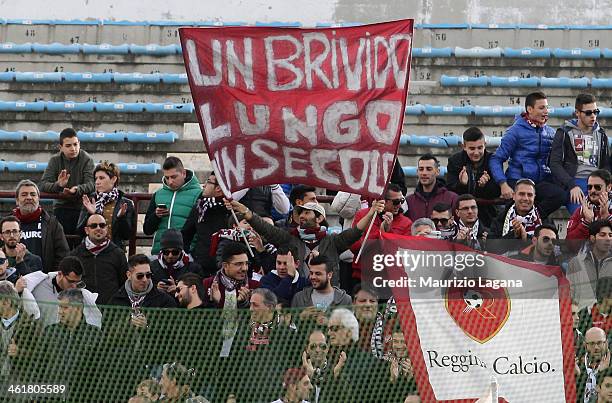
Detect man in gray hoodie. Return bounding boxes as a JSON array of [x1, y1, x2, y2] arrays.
[[291, 255, 351, 311], [550, 93, 610, 214]]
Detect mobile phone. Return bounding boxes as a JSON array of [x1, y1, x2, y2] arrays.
[[157, 203, 167, 209]]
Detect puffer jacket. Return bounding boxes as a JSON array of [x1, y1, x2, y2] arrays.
[[490, 114, 556, 184]]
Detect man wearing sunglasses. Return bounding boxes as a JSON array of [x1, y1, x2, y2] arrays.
[[508, 224, 560, 266], [551, 93, 610, 215], [567, 170, 612, 246], [0, 216, 43, 278], [430, 203, 458, 240], [68, 214, 128, 304]]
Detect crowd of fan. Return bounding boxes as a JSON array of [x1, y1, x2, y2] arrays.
[[0, 90, 611, 402]]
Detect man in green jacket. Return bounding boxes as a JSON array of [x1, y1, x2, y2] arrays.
[[143, 157, 201, 255]]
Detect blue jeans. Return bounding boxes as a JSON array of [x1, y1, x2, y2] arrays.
[[566, 178, 588, 214]]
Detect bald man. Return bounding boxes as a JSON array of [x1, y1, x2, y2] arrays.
[[581, 327, 610, 403]]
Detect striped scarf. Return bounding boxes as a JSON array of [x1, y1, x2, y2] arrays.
[[94, 188, 119, 214], [502, 204, 541, 237], [196, 197, 225, 223]]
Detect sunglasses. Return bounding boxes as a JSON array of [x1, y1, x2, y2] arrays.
[[386, 198, 405, 206], [87, 222, 107, 229], [579, 109, 600, 116], [309, 343, 329, 350], [0, 257, 6, 265], [162, 249, 181, 256], [135, 272, 153, 280], [588, 184, 603, 191], [431, 218, 450, 225], [328, 325, 344, 332]]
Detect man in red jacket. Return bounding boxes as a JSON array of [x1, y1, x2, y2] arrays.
[[406, 154, 458, 221], [567, 169, 612, 247], [350, 184, 412, 282]]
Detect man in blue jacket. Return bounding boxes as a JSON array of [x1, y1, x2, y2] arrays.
[[489, 91, 567, 218], [260, 246, 307, 307]]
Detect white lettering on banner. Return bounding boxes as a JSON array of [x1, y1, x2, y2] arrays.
[[389, 34, 411, 89], [185, 39, 222, 86], [282, 105, 318, 146], [339, 149, 371, 190], [283, 147, 308, 178], [215, 145, 245, 187], [226, 38, 254, 90], [265, 35, 304, 91], [311, 149, 340, 185], [323, 101, 359, 144], [200, 103, 231, 144], [251, 140, 279, 180], [365, 100, 402, 145], [234, 102, 270, 135], [339, 37, 365, 91], [303, 32, 332, 89]]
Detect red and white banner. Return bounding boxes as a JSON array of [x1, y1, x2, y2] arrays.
[[179, 20, 413, 198], [377, 233, 576, 403]]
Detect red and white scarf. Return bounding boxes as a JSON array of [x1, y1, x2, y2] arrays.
[[85, 237, 110, 255], [502, 204, 542, 237]]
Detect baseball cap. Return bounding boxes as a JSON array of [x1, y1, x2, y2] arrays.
[[296, 202, 326, 218]]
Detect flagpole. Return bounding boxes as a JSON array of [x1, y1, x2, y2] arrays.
[[354, 212, 376, 264], [211, 159, 255, 258]]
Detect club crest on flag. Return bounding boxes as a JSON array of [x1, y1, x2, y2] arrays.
[[445, 282, 511, 344]]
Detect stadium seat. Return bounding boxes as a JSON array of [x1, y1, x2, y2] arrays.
[[540, 77, 589, 88], [82, 43, 130, 55], [552, 48, 601, 59], [474, 106, 523, 117], [424, 104, 474, 116], [603, 49, 612, 59], [599, 108, 612, 118], [144, 103, 194, 113], [403, 166, 448, 177], [160, 73, 188, 84], [490, 76, 539, 87], [440, 75, 489, 87], [0, 130, 24, 141], [31, 42, 81, 54], [0, 42, 32, 53], [6, 161, 48, 172], [0, 72, 16, 81], [418, 23, 469, 29], [400, 134, 461, 148], [64, 72, 113, 83], [2, 101, 46, 112], [592, 78, 612, 88], [117, 162, 161, 174], [470, 24, 517, 29], [548, 107, 574, 117], [126, 131, 177, 143], [46, 101, 95, 113], [412, 47, 452, 58], [23, 130, 60, 142], [255, 21, 301, 27], [100, 19, 148, 26], [129, 44, 178, 56], [0, 161, 5, 171], [503, 48, 551, 58], [95, 102, 145, 113], [77, 131, 126, 142], [404, 105, 424, 115], [15, 72, 63, 83], [113, 72, 161, 84], [485, 136, 502, 147], [454, 47, 502, 58]]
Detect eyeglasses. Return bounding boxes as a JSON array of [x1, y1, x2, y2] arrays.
[[206, 179, 218, 186], [0, 257, 6, 265], [328, 325, 344, 333], [586, 341, 606, 348], [309, 343, 329, 350], [431, 218, 450, 225], [385, 198, 405, 206], [87, 222, 107, 229], [588, 184, 603, 191], [162, 249, 181, 256], [1, 229, 20, 236], [64, 277, 86, 288], [229, 261, 249, 268], [135, 272, 153, 280], [458, 205, 478, 211], [579, 109, 600, 116]]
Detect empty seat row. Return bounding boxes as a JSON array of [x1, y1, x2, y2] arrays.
[[0, 101, 194, 113], [0, 129, 177, 143], [0, 160, 161, 174], [414, 47, 612, 59], [0, 71, 188, 85], [404, 104, 612, 118], [440, 75, 607, 88], [402, 166, 448, 177], [0, 42, 181, 56]]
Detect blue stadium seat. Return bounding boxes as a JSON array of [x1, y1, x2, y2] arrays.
[[126, 131, 177, 143], [603, 49, 612, 59], [47, 19, 100, 25], [418, 23, 469, 29], [129, 44, 177, 56], [490, 76, 539, 87], [0, 161, 5, 172], [46, 101, 95, 113], [23, 130, 59, 142], [454, 47, 502, 58], [192, 21, 246, 26], [9, 101, 46, 112], [160, 73, 188, 84], [485, 137, 502, 147], [405, 105, 424, 115], [100, 19, 148, 26], [424, 104, 474, 116], [553, 48, 601, 59], [144, 103, 194, 113], [31, 42, 81, 54], [0, 42, 32, 53], [540, 77, 589, 88], [95, 102, 145, 113], [15, 72, 63, 83], [315, 22, 361, 28], [147, 20, 197, 26], [440, 75, 489, 86], [0, 72, 15, 81], [82, 43, 129, 55], [255, 21, 301, 27], [412, 47, 452, 58], [474, 106, 522, 117], [548, 107, 574, 117], [470, 24, 517, 29], [77, 131, 126, 142], [113, 72, 161, 84], [400, 134, 460, 148], [516, 24, 566, 30], [7, 161, 48, 172], [503, 48, 551, 58], [599, 108, 612, 118], [402, 166, 448, 177], [5, 19, 53, 25], [64, 72, 113, 83], [0, 130, 23, 141], [592, 78, 612, 88], [117, 162, 161, 175]]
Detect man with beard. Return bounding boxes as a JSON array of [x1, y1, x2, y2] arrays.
[[352, 285, 379, 352], [261, 247, 308, 307], [568, 170, 612, 248], [291, 256, 351, 310], [174, 273, 205, 309], [406, 154, 458, 221], [454, 194, 488, 251], [69, 214, 128, 304], [276, 185, 318, 231], [508, 224, 560, 266], [301, 330, 348, 403], [446, 127, 500, 227], [579, 327, 611, 403], [12, 180, 69, 272], [596, 367, 612, 403], [430, 203, 458, 240], [0, 216, 42, 276], [490, 91, 566, 218], [568, 220, 612, 310], [350, 185, 412, 284], [386, 327, 418, 402], [489, 179, 544, 254], [271, 368, 313, 403], [226, 199, 385, 287]]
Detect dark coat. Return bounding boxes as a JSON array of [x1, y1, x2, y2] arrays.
[[76, 190, 135, 247], [406, 181, 458, 221], [38, 209, 70, 273], [150, 258, 205, 285], [108, 284, 177, 308], [446, 149, 501, 199]]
